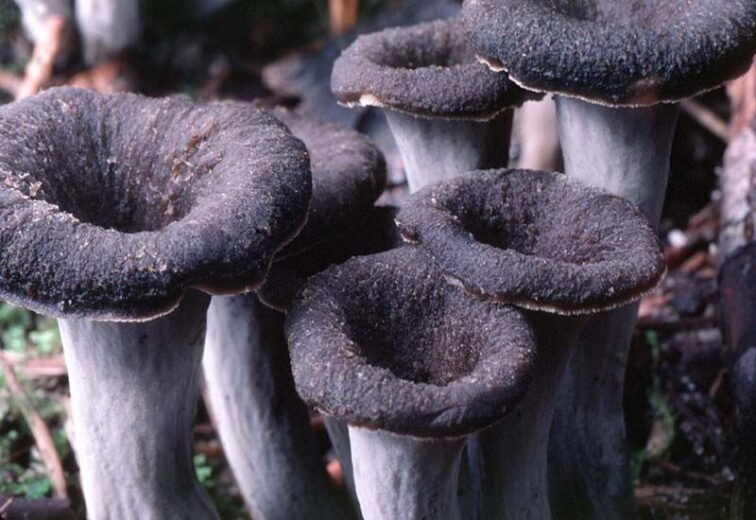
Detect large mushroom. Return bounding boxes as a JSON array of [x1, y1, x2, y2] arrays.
[[331, 18, 538, 192], [462, 1, 756, 514], [0, 87, 311, 518], [202, 108, 386, 519], [396, 169, 666, 517], [286, 246, 537, 520]]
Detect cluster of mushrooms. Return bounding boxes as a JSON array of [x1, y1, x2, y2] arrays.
[[0, 1, 754, 519]]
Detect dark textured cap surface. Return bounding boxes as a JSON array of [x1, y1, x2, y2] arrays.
[[463, 0, 756, 106], [259, 206, 402, 311], [0, 87, 311, 321], [331, 19, 539, 119], [272, 108, 387, 258], [396, 169, 665, 314], [286, 246, 536, 438]]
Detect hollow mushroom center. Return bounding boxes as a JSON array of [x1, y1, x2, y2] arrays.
[[541, 0, 700, 26], [447, 174, 625, 264], [365, 27, 473, 70], [3, 97, 221, 233], [343, 279, 481, 386]]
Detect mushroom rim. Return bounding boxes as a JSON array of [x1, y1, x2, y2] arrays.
[[478, 54, 754, 109], [0, 87, 313, 321], [395, 169, 667, 314]]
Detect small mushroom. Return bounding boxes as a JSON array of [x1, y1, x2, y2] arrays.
[[202, 109, 386, 519], [286, 247, 537, 520], [462, 1, 756, 514], [331, 18, 538, 192], [0, 87, 311, 519], [396, 169, 665, 517]]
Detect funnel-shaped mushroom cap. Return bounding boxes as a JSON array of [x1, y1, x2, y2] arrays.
[[272, 108, 387, 258], [463, 0, 756, 105], [396, 169, 665, 314], [259, 206, 403, 311], [0, 87, 311, 321], [286, 247, 536, 438], [332, 19, 539, 120]]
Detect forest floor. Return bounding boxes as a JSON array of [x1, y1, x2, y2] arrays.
[[0, 1, 751, 518]]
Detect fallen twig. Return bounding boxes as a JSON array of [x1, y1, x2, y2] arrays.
[[2, 352, 67, 380], [0, 495, 74, 520], [680, 99, 729, 143], [16, 15, 66, 100], [0, 350, 68, 499], [658, 460, 726, 486]]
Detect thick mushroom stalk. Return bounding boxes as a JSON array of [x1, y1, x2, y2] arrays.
[[0, 87, 311, 518], [396, 169, 666, 517], [331, 19, 538, 192], [548, 101, 678, 515], [201, 109, 385, 519], [60, 292, 215, 519], [286, 247, 537, 520], [462, 1, 756, 514], [350, 430, 466, 520], [203, 295, 352, 520]]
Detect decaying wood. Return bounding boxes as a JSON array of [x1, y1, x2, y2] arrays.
[[718, 60, 756, 514], [0, 350, 68, 499]]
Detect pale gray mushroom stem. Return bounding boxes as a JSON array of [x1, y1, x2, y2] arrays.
[[199, 109, 384, 519], [556, 98, 679, 225], [60, 292, 218, 520], [350, 428, 465, 520], [549, 97, 679, 517], [75, 0, 140, 64], [202, 294, 353, 520], [385, 110, 512, 192], [477, 314, 585, 519]]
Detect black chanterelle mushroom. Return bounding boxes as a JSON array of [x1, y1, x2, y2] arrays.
[[286, 246, 537, 520], [396, 169, 665, 518], [202, 108, 386, 519], [462, 1, 756, 515], [0, 87, 311, 519], [331, 18, 539, 192]]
